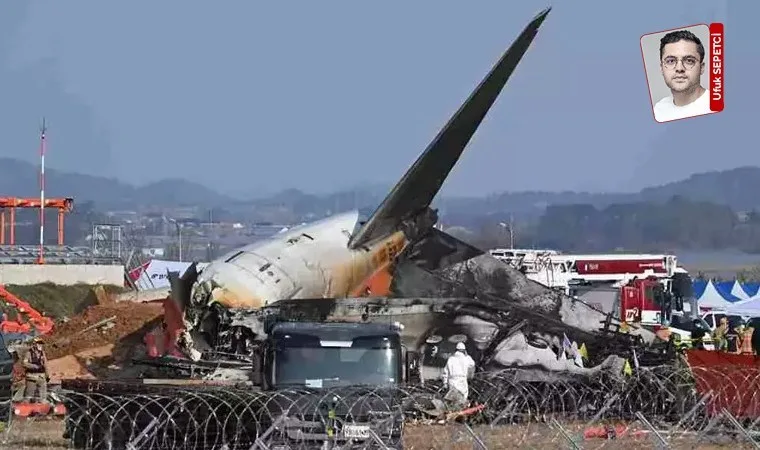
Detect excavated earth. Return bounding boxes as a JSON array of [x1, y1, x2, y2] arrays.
[[12, 300, 163, 383], [42, 301, 163, 360]]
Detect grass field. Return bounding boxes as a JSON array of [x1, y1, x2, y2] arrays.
[[0, 419, 751, 449]]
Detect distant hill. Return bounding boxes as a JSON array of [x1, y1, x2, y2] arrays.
[[438, 166, 760, 221], [638, 166, 760, 210], [0, 157, 235, 209], [1, 156, 759, 219]]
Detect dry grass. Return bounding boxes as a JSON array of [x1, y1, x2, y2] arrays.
[[402, 422, 752, 449], [0, 418, 66, 449], [0, 418, 753, 449]]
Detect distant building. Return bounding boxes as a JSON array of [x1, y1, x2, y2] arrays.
[[142, 247, 165, 258]]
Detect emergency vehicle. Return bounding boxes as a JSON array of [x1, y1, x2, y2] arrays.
[[488, 249, 692, 327]]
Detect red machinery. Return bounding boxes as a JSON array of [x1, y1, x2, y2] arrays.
[[0, 283, 62, 417], [618, 276, 670, 325], [0, 197, 73, 246], [574, 257, 669, 276], [13, 401, 67, 418], [0, 284, 54, 335], [489, 250, 688, 326]]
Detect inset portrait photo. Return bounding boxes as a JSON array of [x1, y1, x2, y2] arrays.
[[641, 25, 722, 123]]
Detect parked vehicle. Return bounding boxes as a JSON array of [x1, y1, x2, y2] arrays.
[[669, 312, 715, 351]]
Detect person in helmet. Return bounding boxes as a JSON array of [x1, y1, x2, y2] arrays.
[[441, 342, 476, 410], [691, 319, 708, 350], [22, 336, 50, 404]]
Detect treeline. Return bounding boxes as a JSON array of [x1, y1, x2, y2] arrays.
[[528, 196, 760, 253], [467, 196, 760, 254]]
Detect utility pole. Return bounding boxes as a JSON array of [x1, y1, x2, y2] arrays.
[[37, 118, 47, 264], [509, 214, 514, 249], [177, 222, 182, 262], [499, 216, 515, 249], [168, 218, 183, 262]]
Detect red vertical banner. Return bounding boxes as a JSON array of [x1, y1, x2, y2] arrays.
[[709, 22, 724, 112]]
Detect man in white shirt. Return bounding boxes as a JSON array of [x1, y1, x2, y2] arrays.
[[652, 29, 714, 123]]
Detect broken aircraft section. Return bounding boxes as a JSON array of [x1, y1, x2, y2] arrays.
[[152, 7, 675, 384]]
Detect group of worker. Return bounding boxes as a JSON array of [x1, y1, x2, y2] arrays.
[[711, 317, 759, 355], [688, 317, 758, 355]]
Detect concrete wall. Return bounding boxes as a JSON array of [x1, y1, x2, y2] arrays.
[[0, 264, 124, 286]]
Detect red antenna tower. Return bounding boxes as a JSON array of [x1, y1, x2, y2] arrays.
[[37, 118, 46, 264]]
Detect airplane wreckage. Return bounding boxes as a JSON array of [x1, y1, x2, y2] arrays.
[[147, 7, 683, 384]]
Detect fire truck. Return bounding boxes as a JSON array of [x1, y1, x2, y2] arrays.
[[488, 249, 692, 326]]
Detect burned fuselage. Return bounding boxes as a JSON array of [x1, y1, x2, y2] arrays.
[[154, 8, 672, 381], [190, 289, 660, 384], [175, 7, 555, 360]]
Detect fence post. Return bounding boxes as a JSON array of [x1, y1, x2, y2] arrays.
[[462, 423, 489, 450], [551, 418, 581, 450], [250, 415, 287, 450], [694, 407, 736, 447], [722, 408, 760, 450], [634, 411, 669, 449], [668, 391, 713, 444], [125, 417, 159, 450], [364, 428, 391, 450]]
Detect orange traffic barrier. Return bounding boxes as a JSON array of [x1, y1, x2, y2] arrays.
[[13, 401, 66, 418]]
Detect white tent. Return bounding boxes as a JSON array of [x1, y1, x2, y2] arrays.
[[726, 298, 760, 317], [697, 280, 738, 310], [730, 280, 752, 300], [725, 290, 760, 317]]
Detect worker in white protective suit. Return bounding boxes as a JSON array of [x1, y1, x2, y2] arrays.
[[441, 342, 476, 410]]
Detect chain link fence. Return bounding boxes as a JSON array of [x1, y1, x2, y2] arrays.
[[0, 364, 758, 449]]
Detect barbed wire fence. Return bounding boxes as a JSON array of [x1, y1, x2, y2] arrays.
[[0, 365, 759, 449]]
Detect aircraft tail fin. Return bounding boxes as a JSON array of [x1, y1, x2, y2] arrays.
[[348, 7, 551, 250]]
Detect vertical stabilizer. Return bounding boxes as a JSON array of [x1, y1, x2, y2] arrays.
[[348, 7, 552, 249]]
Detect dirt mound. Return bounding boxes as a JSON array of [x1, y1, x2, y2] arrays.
[[46, 355, 96, 381], [43, 302, 163, 361], [3, 283, 127, 320]]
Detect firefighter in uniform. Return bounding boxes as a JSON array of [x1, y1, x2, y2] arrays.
[[22, 337, 50, 404], [441, 342, 476, 410], [713, 317, 729, 351], [740, 325, 755, 356]]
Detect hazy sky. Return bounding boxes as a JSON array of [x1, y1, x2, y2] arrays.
[[0, 1, 752, 198]]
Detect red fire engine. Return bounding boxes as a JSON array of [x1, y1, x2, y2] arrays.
[[488, 249, 690, 326]]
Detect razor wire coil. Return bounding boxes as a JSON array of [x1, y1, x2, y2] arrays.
[[2, 364, 760, 449]]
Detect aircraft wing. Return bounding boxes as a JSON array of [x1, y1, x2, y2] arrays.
[[347, 7, 552, 250]]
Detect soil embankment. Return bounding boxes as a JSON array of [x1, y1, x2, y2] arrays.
[[6, 284, 164, 381]]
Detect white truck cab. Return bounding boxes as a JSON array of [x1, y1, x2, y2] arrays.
[[700, 310, 748, 331]]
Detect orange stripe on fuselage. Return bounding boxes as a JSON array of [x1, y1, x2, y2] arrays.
[[350, 264, 394, 297], [349, 231, 407, 297]]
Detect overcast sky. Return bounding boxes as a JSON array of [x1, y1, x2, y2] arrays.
[[1, 0, 753, 198]]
